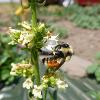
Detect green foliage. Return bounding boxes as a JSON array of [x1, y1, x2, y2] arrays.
[[95, 52, 100, 60], [95, 68, 100, 81], [89, 91, 100, 100], [39, 4, 100, 30], [87, 64, 98, 74], [87, 52, 100, 81], [57, 27, 68, 38], [65, 5, 100, 30], [0, 33, 25, 85], [47, 22, 69, 38], [96, 92, 100, 100]]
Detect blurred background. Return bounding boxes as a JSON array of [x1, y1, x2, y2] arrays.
[[0, 0, 100, 100]]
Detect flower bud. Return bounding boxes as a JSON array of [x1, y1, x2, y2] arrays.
[[15, 7, 24, 16], [21, 0, 29, 9], [38, 23, 45, 32]]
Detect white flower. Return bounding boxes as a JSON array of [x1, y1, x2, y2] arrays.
[[50, 35, 58, 41], [18, 21, 31, 30], [38, 23, 45, 31], [10, 62, 33, 77], [32, 85, 43, 99], [24, 34, 33, 44], [10, 63, 17, 76], [18, 32, 33, 48], [23, 78, 33, 89], [9, 28, 20, 33], [11, 63, 17, 70], [44, 35, 58, 41], [42, 78, 49, 83], [42, 35, 58, 52], [9, 28, 21, 44], [18, 32, 28, 45], [56, 79, 68, 89], [10, 71, 17, 76]]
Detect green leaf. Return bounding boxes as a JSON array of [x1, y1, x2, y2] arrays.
[[0, 55, 9, 65], [87, 64, 98, 74], [95, 68, 100, 81], [1, 69, 10, 81], [5, 76, 15, 85], [0, 33, 25, 85], [89, 91, 100, 100], [96, 92, 100, 100], [95, 52, 100, 60], [88, 91, 97, 99]]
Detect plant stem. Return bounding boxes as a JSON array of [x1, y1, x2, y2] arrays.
[[29, 0, 40, 85], [44, 89, 47, 100], [29, 0, 37, 28], [31, 49, 40, 85]]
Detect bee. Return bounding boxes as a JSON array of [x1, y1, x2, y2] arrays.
[[42, 43, 73, 71], [42, 56, 65, 71], [53, 43, 73, 60]]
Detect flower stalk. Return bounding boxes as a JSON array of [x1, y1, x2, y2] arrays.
[[29, 0, 40, 86], [31, 49, 40, 85], [9, 0, 73, 99], [29, 0, 37, 28], [44, 89, 47, 100]]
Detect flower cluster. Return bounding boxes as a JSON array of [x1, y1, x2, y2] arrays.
[[9, 21, 70, 99], [34, 75, 68, 99], [22, 77, 43, 99], [9, 21, 47, 49], [10, 62, 34, 77], [21, 73, 68, 99], [23, 78, 33, 89], [56, 79, 68, 89], [32, 85, 43, 99], [41, 74, 68, 89]]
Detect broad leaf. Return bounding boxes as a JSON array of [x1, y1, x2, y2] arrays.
[[87, 64, 98, 74]]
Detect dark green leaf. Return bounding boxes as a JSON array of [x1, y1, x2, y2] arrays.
[[95, 68, 100, 81], [1, 69, 10, 81], [87, 64, 98, 74]]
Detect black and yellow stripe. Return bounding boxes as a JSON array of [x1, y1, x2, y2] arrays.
[[42, 43, 73, 71]]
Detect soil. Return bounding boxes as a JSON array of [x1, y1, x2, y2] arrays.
[[0, 3, 18, 33]]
